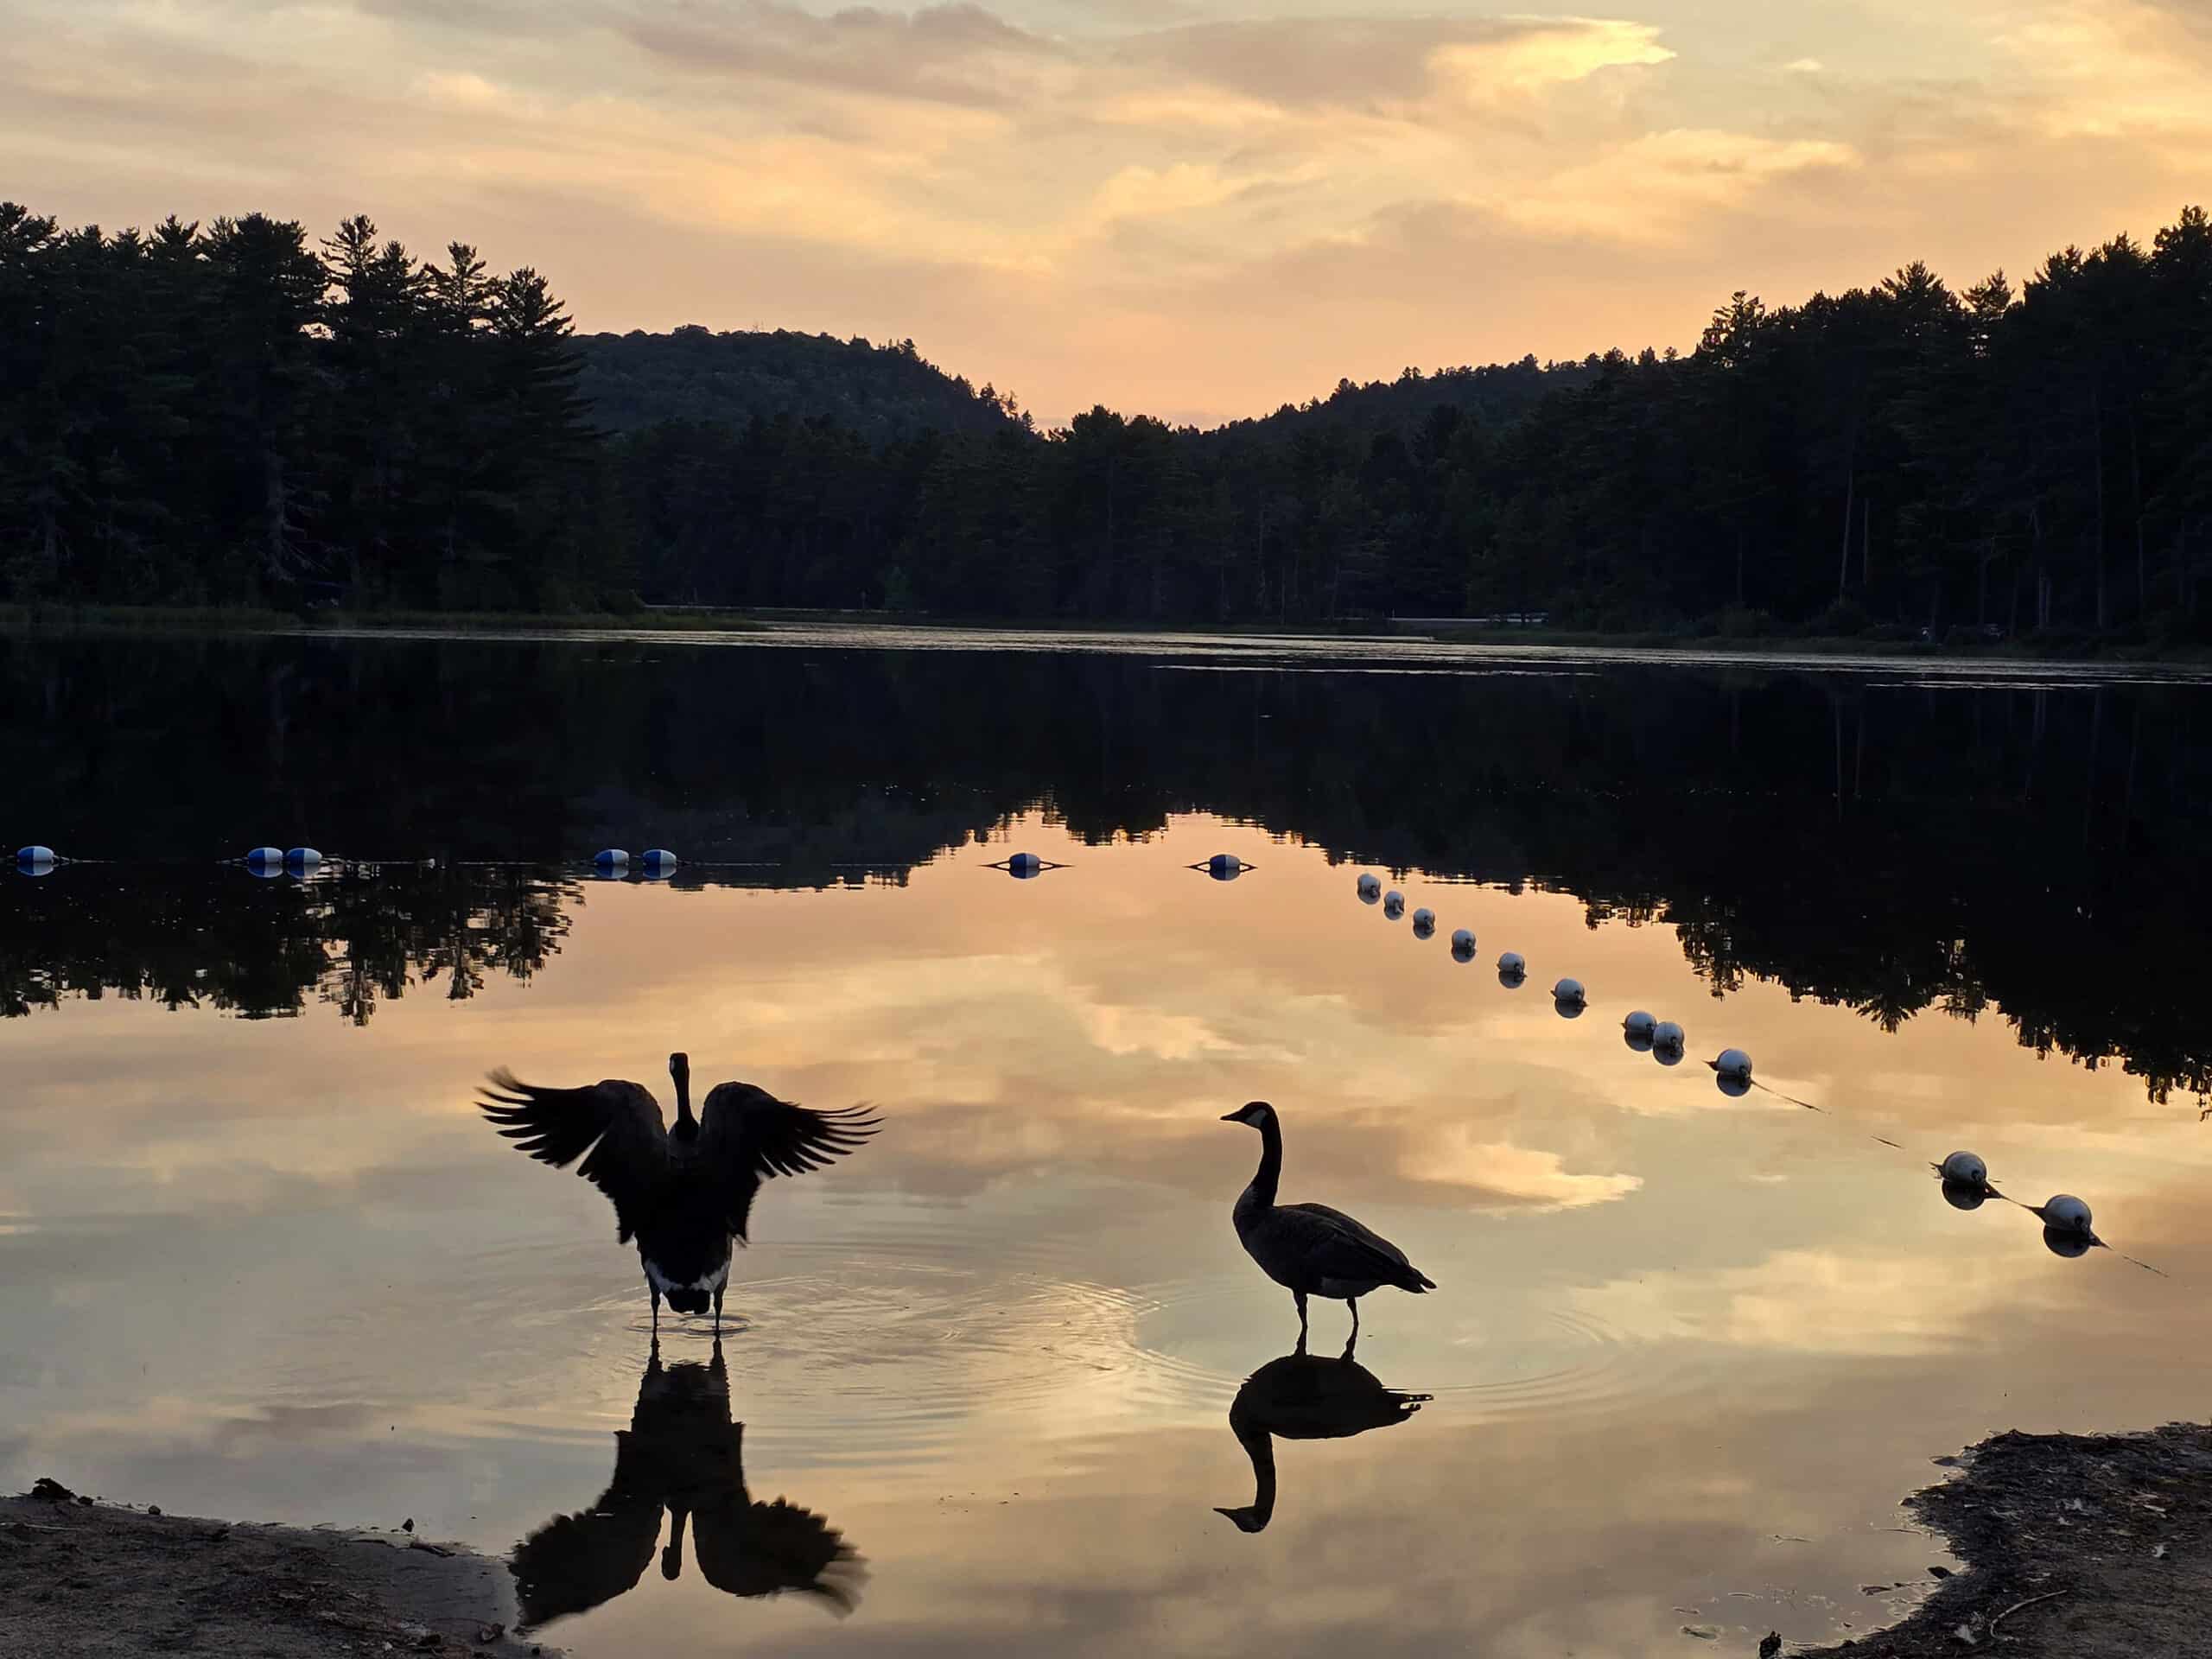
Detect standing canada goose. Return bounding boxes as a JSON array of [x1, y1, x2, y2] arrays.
[[1215, 1335, 1429, 1533], [480, 1052, 879, 1329], [511, 1336, 861, 1626], [1219, 1101, 1435, 1340]]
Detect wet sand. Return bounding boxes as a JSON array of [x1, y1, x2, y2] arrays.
[[0, 1481, 548, 1658], [1795, 1424, 2212, 1658]]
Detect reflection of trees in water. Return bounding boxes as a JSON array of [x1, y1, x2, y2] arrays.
[[0, 867, 572, 1026], [3, 635, 2209, 1103]]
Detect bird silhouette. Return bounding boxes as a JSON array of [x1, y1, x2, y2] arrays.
[[1220, 1101, 1435, 1341], [511, 1336, 862, 1626], [480, 1052, 879, 1329], [1215, 1334, 1430, 1533]]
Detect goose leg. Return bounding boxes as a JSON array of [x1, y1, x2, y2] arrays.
[[712, 1287, 723, 1335], [1294, 1290, 1308, 1342], [650, 1287, 662, 1334], [1349, 1297, 1362, 1343]]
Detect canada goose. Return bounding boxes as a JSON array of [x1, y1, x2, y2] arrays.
[[512, 1336, 861, 1625], [1219, 1102, 1435, 1340], [480, 1052, 879, 1329], [1214, 1336, 1428, 1533]]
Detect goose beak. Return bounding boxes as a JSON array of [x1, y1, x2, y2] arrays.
[[1219, 1109, 1241, 1122]]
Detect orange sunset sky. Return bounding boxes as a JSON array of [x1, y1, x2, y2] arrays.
[[11, 0, 2209, 424]]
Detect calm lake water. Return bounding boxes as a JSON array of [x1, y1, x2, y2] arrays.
[[4, 627, 2211, 1656]]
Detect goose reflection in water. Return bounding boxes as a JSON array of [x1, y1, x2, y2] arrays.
[[512, 1337, 862, 1627], [1215, 1337, 1431, 1534]]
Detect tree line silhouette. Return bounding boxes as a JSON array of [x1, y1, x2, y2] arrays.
[[3, 200, 2209, 636]]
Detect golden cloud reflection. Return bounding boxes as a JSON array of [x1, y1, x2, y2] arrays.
[[5, 813, 2212, 1655]]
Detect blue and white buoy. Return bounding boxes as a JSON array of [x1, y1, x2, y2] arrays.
[[244, 846, 286, 878], [16, 845, 55, 874], [285, 846, 321, 876], [640, 849, 679, 877], [1357, 872, 1382, 904], [1382, 890, 1406, 920], [594, 848, 630, 873], [1007, 852, 1042, 879], [1204, 853, 1245, 881], [1450, 928, 1477, 961]]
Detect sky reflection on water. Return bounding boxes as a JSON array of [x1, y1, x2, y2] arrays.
[[4, 812, 2209, 1656]]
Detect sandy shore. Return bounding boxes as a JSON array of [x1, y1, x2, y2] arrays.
[[0, 1480, 548, 1658], [1792, 1423, 2212, 1658]]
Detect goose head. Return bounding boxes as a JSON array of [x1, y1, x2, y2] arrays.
[[1213, 1503, 1269, 1534], [1220, 1101, 1278, 1131]]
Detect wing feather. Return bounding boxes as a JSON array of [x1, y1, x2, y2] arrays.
[[479, 1071, 668, 1241], [698, 1082, 880, 1236]]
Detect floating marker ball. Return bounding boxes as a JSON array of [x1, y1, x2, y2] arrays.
[[1714, 1073, 1752, 1098], [1411, 907, 1436, 937], [2042, 1225, 2093, 1260], [594, 849, 630, 871], [1623, 1010, 1657, 1040], [16, 845, 55, 868], [245, 847, 285, 877], [1939, 1151, 1988, 1189], [1382, 890, 1406, 919], [640, 848, 678, 874], [2040, 1194, 2093, 1236], [1205, 853, 1243, 881], [1942, 1179, 1989, 1212], [285, 847, 321, 874], [1713, 1047, 1753, 1083], [1624, 1025, 1654, 1054], [1007, 852, 1042, 878], [1357, 872, 1382, 903], [1450, 928, 1477, 961], [1652, 1020, 1686, 1055], [1553, 977, 1586, 1006], [1497, 950, 1527, 975]]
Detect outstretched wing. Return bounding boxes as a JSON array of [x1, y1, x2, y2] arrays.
[[510, 1465, 661, 1626], [691, 1494, 864, 1612], [697, 1082, 880, 1237], [1278, 1203, 1434, 1288], [479, 1071, 668, 1242]]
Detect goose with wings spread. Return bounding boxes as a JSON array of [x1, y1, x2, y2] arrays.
[[480, 1052, 880, 1328]]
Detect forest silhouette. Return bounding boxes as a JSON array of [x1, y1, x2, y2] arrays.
[[4, 200, 2209, 638]]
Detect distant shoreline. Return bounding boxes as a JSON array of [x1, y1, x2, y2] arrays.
[[5, 603, 2212, 669]]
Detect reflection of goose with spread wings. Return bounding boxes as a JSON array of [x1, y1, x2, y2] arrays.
[[1215, 1336, 1430, 1535], [512, 1338, 862, 1627]]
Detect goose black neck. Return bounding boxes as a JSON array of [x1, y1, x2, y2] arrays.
[[1249, 1116, 1282, 1208], [1233, 1419, 1277, 1527], [670, 1052, 696, 1133]]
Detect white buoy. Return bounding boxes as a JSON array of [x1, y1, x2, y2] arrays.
[[1205, 853, 1244, 880], [1652, 1020, 1686, 1055], [1382, 890, 1406, 918], [1411, 907, 1436, 935], [1357, 872, 1382, 902], [1007, 851, 1042, 878], [2039, 1194, 2093, 1236], [1553, 977, 1586, 1006], [1450, 928, 1476, 959], [594, 848, 630, 871], [1713, 1047, 1753, 1083], [1623, 1010, 1656, 1040], [1939, 1151, 1989, 1189]]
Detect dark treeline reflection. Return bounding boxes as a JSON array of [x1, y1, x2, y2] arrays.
[[4, 634, 2210, 1103]]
